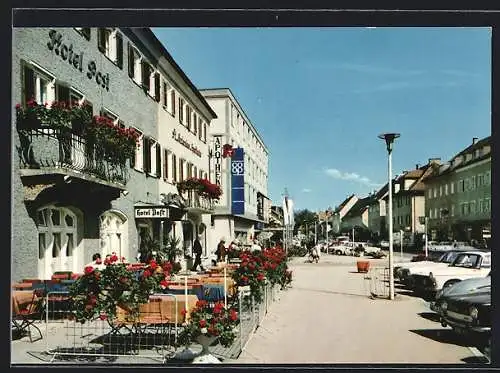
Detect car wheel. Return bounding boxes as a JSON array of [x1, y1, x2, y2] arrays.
[[335, 250, 342, 255]]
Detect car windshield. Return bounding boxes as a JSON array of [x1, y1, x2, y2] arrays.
[[452, 253, 481, 268], [440, 251, 459, 263]]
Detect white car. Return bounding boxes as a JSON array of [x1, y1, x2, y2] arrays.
[[379, 240, 389, 248], [394, 250, 465, 283], [411, 251, 491, 293]]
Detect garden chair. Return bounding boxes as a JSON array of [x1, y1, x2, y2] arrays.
[[12, 289, 44, 342]]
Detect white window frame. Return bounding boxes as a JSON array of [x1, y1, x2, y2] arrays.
[[132, 49, 142, 85], [101, 28, 117, 62], [133, 128, 144, 171], [148, 138, 159, 177], [26, 62, 56, 105]]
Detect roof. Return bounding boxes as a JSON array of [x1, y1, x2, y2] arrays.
[[141, 28, 218, 119], [334, 194, 356, 213], [408, 164, 434, 192], [343, 196, 374, 218]]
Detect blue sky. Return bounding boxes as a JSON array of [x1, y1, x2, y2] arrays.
[[152, 27, 491, 212]]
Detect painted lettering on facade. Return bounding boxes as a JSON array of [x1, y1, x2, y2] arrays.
[[172, 129, 202, 157]]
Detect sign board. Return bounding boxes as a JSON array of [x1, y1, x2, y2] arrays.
[[134, 206, 169, 219], [231, 147, 245, 215], [212, 136, 223, 186]]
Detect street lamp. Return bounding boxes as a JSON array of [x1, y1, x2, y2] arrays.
[[378, 132, 400, 300]]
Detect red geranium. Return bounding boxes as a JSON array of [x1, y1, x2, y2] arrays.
[[84, 266, 94, 275]]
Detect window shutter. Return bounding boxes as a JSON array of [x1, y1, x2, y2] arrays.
[[57, 84, 70, 103], [163, 149, 169, 179], [172, 154, 177, 182], [171, 90, 176, 116], [127, 43, 134, 78], [156, 144, 161, 177], [118, 120, 125, 129], [116, 32, 123, 69], [193, 113, 197, 134], [98, 28, 106, 53], [130, 131, 136, 168], [23, 66, 35, 105], [154, 73, 160, 102], [143, 137, 150, 174], [178, 97, 182, 123], [81, 28, 91, 40], [141, 61, 149, 90], [163, 82, 167, 106]]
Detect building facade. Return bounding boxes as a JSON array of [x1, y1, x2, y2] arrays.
[[11, 27, 216, 281], [367, 184, 388, 240], [200, 88, 269, 251], [330, 194, 358, 235], [424, 137, 491, 244]]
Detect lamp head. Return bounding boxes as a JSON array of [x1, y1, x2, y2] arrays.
[[378, 133, 400, 153]]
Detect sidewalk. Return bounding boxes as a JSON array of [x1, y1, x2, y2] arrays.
[[234, 254, 477, 364]]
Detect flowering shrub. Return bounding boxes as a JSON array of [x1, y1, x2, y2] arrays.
[[85, 116, 139, 164], [232, 250, 267, 304], [176, 177, 223, 200], [15, 99, 93, 130], [177, 300, 239, 348], [69, 254, 172, 323], [260, 246, 292, 289]]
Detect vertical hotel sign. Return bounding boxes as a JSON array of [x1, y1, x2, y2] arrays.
[[231, 147, 245, 215]]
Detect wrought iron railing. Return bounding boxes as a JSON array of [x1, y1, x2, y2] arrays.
[[183, 189, 214, 211], [16, 128, 130, 185]]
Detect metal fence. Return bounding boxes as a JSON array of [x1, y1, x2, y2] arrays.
[[43, 284, 281, 363], [364, 267, 390, 299]]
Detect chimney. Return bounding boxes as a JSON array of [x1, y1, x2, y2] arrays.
[[472, 137, 478, 145], [416, 163, 420, 169]]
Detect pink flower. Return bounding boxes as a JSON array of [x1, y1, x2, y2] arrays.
[[84, 266, 94, 275]]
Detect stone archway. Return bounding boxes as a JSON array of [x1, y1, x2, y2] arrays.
[[99, 209, 128, 259]]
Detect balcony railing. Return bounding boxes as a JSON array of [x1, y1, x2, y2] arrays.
[[16, 128, 130, 185], [182, 189, 214, 213]]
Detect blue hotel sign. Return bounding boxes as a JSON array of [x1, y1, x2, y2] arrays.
[[231, 147, 245, 215]]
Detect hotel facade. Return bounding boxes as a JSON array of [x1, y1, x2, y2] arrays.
[[11, 27, 217, 281]]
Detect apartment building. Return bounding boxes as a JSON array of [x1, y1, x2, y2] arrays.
[[366, 183, 388, 240], [424, 137, 491, 244], [330, 194, 358, 234], [199, 88, 270, 250], [11, 28, 216, 280]]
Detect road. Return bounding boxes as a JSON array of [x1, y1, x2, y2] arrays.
[[233, 253, 489, 364]]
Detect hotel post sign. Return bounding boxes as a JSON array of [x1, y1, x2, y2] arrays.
[[213, 136, 222, 186]]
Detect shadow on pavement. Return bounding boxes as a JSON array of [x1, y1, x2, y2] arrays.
[[293, 286, 367, 298], [418, 312, 441, 323], [409, 329, 471, 347], [396, 288, 434, 302]]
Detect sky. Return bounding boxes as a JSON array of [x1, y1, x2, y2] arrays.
[[152, 27, 491, 212]]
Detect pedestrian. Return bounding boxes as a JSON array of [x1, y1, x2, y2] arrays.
[[216, 238, 226, 263], [191, 236, 204, 271]]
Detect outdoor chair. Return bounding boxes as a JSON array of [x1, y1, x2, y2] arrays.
[[12, 289, 44, 342]]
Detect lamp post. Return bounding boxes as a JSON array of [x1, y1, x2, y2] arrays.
[[378, 132, 400, 300], [419, 216, 429, 258]]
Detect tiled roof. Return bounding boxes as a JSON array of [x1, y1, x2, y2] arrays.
[[334, 194, 356, 213], [344, 196, 374, 218]]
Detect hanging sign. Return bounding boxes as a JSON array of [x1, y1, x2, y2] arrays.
[[134, 206, 169, 219]]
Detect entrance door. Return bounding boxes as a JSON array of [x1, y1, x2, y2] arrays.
[[99, 211, 127, 259], [37, 206, 79, 279]]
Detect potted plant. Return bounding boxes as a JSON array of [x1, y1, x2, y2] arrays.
[[356, 260, 370, 273], [176, 177, 223, 201], [164, 236, 183, 263], [177, 300, 239, 360]]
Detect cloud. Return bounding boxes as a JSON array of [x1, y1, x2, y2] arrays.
[[302, 188, 312, 193], [440, 69, 481, 78], [325, 168, 382, 187], [332, 63, 424, 76]]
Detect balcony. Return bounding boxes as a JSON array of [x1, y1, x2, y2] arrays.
[[181, 189, 214, 214], [16, 127, 129, 190]]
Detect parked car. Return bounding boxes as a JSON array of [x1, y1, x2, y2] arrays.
[[410, 251, 491, 295], [439, 286, 491, 340], [430, 273, 490, 313], [379, 240, 389, 248], [395, 249, 467, 284]]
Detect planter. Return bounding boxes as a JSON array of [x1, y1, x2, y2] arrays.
[[192, 334, 220, 364], [356, 260, 370, 273]]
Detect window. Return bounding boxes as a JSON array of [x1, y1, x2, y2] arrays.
[[186, 105, 191, 130], [141, 60, 154, 94], [132, 129, 144, 171], [163, 81, 169, 108], [484, 198, 491, 212], [187, 162, 193, 178], [142, 137, 160, 177], [406, 215, 410, 225], [461, 203, 467, 216], [179, 159, 185, 181], [451, 204, 455, 217], [74, 28, 91, 40], [439, 185, 443, 197], [470, 200, 476, 215], [485, 171, 491, 186], [193, 112, 197, 135], [128, 43, 142, 84], [477, 174, 483, 187], [444, 184, 448, 195], [472, 175, 477, 190], [172, 154, 177, 182], [193, 165, 197, 180], [428, 188, 432, 199], [98, 28, 122, 67], [23, 63, 55, 106], [199, 169, 203, 179], [178, 97, 185, 124], [163, 149, 170, 181], [479, 199, 484, 213], [459, 179, 465, 192], [450, 182, 454, 194], [198, 118, 203, 140], [203, 122, 207, 142], [170, 89, 176, 116], [433, 187, 437, 198]]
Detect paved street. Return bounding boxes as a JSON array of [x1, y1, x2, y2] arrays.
[[234, 253, 487, 364]]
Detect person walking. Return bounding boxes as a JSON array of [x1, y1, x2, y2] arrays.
[[191, 236, 204, 271]]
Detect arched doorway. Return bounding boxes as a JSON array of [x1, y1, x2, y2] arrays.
[[99, 210, 128, 259], [36, 205, 80, 279]]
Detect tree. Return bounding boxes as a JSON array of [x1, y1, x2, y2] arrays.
[[293, 209, 318, 235]]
